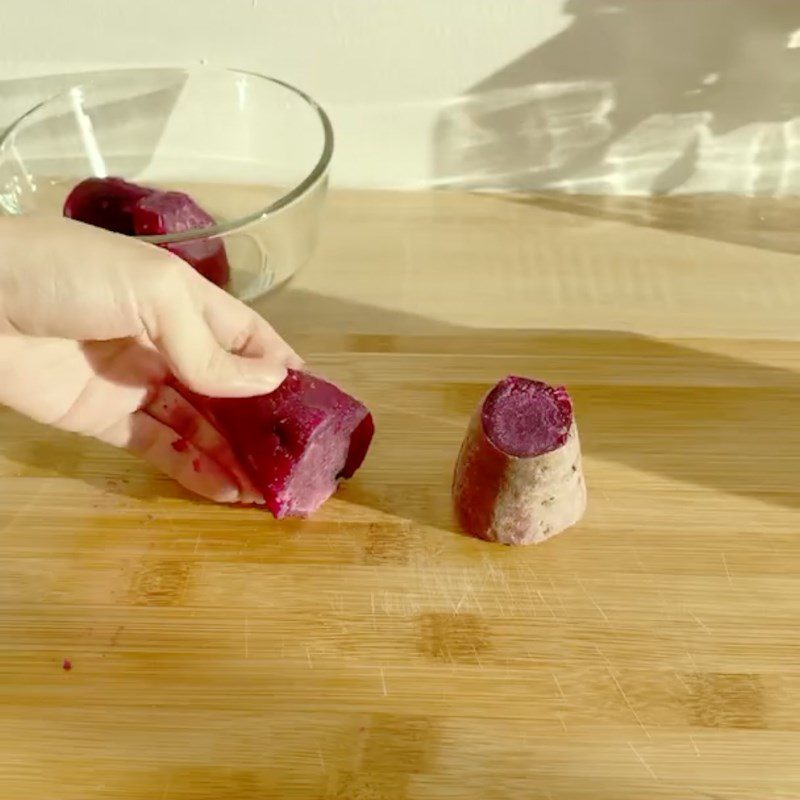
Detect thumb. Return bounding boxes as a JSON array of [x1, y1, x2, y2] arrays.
[[148, 291, 289, 398]]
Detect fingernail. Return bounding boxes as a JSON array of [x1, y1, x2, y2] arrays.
[[239, 363, 287, 392], [217, 485, 241, 504], [239, 489, 265, 505]]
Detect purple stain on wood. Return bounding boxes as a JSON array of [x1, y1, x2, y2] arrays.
[[62, 658, 72, 672]]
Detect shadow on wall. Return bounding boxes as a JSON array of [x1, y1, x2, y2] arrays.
[[432, 0, 800, 195], [0, 69, 186, 138], [0, 69, 187, 214]]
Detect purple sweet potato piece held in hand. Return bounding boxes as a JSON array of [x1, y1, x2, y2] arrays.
[[176, 370, 374, 518], [452, 376, 586, 546], [63, 177, 153, 235], [132, 190, 231, 288]]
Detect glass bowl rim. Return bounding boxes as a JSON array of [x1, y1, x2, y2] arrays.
[[0, 66, 335, 244]]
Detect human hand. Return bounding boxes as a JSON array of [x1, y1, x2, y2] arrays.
[[0, 214, 302, 503]]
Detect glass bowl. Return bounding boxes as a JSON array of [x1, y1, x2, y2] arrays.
[[0, 67, 334, 301]]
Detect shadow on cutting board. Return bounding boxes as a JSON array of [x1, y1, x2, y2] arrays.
[[266, 288, 800, 527], [2, 287, 800, 529], [500, 192, 800, 259]]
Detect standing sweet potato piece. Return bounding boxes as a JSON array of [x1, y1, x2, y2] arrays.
[[452, 376, 586, 545]]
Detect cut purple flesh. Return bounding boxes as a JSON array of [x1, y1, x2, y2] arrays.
[[481, 376, 573, 458], [62, 178, 231, 288], [175, 370, 374, 518], [63, 177, 153, 235]]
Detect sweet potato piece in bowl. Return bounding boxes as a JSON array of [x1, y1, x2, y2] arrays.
[[63, 178, 230, 287]]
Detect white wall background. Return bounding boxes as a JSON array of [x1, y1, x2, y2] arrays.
[[2, 0, 799, 195]]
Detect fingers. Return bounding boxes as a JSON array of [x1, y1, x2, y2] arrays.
[[0, 215, 301, 400], [96, 410, 243, 503], [0, 215, 300, 366], [148, 288, 287, 398], [145, 265, 300, 399], [198, 279, 303, 368], [0, 216, 168, 340], [145, 384, 264, 504]]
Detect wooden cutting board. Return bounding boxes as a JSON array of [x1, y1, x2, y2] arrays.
[[2, 190, 800, 800]]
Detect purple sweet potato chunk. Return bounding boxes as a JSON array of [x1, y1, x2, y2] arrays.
[[177, 370, 374, 518], [133, 191, 230, 288], [453, 376, 586, 546], [63, 178, 231, 288], [63, 177, 153, 235]]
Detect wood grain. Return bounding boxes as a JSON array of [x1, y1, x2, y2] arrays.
[[2, 190, 800, 799]]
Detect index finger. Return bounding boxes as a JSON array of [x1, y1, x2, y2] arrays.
[[192, 274, 303, 367], [145, 384, 264, 505]]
